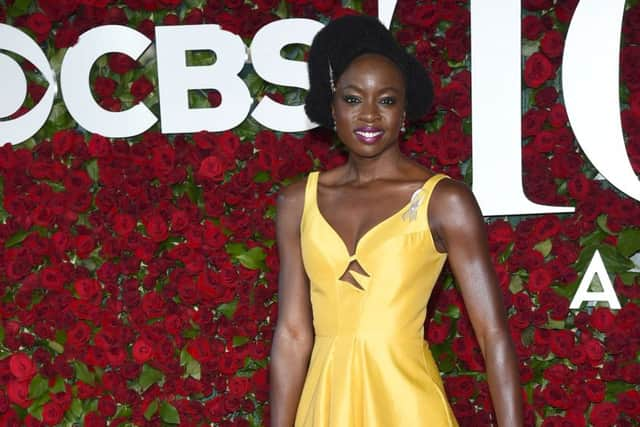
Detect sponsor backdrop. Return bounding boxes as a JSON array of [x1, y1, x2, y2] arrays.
[[1, 0, 639, 426]]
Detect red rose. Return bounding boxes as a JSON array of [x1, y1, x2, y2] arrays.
[[144, 214, 168, 242], [445, 375, 476, 400], [524, 53, 554, 88], [66, 322, 91, 348], [583, 337, 605, 363], [93, 76, 117, 99], [527, 268, 552, 293], [427, 317, 451, 344], [621, 46, 640, 90], [88, 134, 111, 158], [141, 291, 165, 318], [6, 380, 30, 408], [74, 278, 101, 300], [132, 339, 154, 363], [589, 307, 616, 332], [522, 108, 548, 137], [54, 21, 80, 48], [9, 353, 36, 380], [108, 52, 137, 74], [198, 155, 225, 181], [567, 174, 591, 200], [130, 76, 154, 102], [583, 379, 605, 403], [113, 212, 136, 236], [589, 402, 618, 426], [524, 0, 553, 11], [207, 89, 222, 107], [24, 13, 52, 42], [542, 383, 570, 409], [618, 390, 640, 417], [548, 103, 568, 128], [535, 86, 558, 108], [42, 402, 63, 426], [38, 0, 78, 21], [549, 329, 574, 358], [522, 15, 544, 40], [540, 30, 564, 58]]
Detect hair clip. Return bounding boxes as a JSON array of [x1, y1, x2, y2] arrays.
[[328, 59, 336, 94]]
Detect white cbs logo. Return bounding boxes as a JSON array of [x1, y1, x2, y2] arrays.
[[0, 24, 57, 144]]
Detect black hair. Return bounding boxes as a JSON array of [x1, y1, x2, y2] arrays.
[[305, 14, 434, 129]]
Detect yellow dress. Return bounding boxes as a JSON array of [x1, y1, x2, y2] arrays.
[[295, 171, 459, 427]]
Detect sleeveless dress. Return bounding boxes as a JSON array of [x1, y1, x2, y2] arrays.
[[295, 171, 459, 427]]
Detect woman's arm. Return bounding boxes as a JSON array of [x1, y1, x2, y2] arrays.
[[270, 181, 315, 427], [430, 179, 523, 426]]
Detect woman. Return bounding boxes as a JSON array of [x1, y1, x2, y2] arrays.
[[270, 15, 522, 427]]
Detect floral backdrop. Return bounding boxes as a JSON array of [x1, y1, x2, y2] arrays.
[[0, 0, 639, 426]]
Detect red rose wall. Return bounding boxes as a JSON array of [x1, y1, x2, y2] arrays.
[[1, 0, 640, 426]]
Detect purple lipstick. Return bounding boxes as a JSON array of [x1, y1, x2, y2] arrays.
[[354, 126, 384, 144]]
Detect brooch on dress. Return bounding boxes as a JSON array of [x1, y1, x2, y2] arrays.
[[401, 188, 425, 222]]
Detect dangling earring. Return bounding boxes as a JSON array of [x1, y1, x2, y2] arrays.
[[400, 120, 406, 133]]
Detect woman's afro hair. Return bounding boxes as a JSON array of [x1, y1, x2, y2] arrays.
[[304, 14, 434, 129]]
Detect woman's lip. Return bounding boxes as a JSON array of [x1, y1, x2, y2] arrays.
[[354, 128, 384, 144]]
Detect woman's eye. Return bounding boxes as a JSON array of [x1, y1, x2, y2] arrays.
[[380, 97, 396, 105], [343, 95, 360, 104]]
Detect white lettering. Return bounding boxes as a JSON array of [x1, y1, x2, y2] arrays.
[[570, 250, 622, 309], [60, 25, 157, 137], [155, 25, 252, 133], [0, 24, 56, 144], [562, 0, 640, 203], [250, 19, 322, 132], [470, 1, 574, 216]]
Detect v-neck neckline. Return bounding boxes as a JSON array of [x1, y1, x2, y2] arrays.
[[313, 172, 436, 258]]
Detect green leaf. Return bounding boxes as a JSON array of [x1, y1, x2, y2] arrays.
[[7, 0, 32, 17], [114, 404, 132, 419], [534, 239, 552, 258], [233, 336, 249, 347], [72, 360, 95, 385], [579, 229, 606, 247], [144, 399, 158, 421], [253, 171, 271, 183], [49, 376, 65, 394], [217, 299, 238, 319], [226, 242, 247, 256], [29, 375, 49, 400], [509, 275, 524, 293], [69, 398, 83, 418], [5, 230, 30, 248], [445, 305, 460, 319], [236, 246, 266, 270], [0, 324, 4, 344], [138, 364, 164, 392], [179, 347, 201, 380], [618, 228, 640, 257], [86, 159, 99, 182], [596, 214, 615, 235], [159, 401, 180, 424], [599, 244, 636, 273], [47, 339, 64, 354]]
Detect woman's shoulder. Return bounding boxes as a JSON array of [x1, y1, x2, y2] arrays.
[[276, 172, 319, 220], [429, 175, 483, 227]]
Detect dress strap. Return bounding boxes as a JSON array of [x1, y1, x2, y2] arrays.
[[416, 173, 449, 220], [302, 171, 320, 222]]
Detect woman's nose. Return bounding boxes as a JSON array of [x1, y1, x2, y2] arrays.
[[359, 101, 381, 122]]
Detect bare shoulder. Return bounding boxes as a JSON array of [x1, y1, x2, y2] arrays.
[[430, 177, 484, 228], [276, 177, 308, 226]]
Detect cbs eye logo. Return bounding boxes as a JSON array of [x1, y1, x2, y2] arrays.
[[0, 24, 57, 145]]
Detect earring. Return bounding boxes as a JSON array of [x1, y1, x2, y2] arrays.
[[400, 121, 406, 133]]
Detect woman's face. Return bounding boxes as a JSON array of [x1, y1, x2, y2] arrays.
[[331, 53, 406, 158]]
